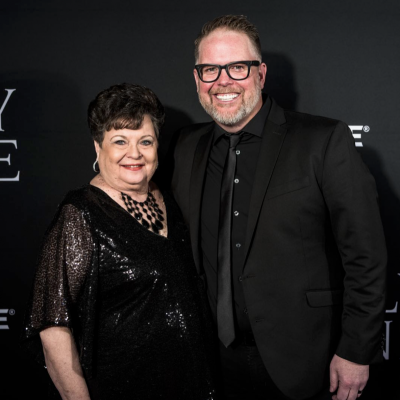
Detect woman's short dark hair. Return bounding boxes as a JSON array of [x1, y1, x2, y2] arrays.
[[88, 83, 165, 145]]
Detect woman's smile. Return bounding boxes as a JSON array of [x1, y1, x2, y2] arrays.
[[121, 163, 145, 171]]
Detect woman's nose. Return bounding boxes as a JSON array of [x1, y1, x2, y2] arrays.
[[127, 144, 142, 159]]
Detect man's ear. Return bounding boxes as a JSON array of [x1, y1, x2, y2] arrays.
[[194, 69, 200, 93], [259, 63, 267, 90]]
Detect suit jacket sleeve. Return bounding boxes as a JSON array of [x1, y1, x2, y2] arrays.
[[322, 121, 386, 364]]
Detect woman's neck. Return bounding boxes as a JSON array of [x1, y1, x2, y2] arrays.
[[90, 174, 150, 203]]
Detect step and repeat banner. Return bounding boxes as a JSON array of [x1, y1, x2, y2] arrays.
[[1, 1, 399, 398]]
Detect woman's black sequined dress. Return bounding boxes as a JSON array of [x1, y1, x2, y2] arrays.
[[23, 185, 216, 399]]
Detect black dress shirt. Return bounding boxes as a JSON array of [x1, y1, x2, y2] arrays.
[[201, 95, 272, 332]]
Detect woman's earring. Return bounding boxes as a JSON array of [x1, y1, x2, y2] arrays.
[[93, 159, 100, 172]]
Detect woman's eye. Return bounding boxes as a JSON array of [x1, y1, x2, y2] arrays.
[[141, 140, 153, 146], [115, 140, 126, 145]]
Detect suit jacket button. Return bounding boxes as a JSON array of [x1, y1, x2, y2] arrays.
[[244, 308, 248, 314], [239, 276, 243, 282]]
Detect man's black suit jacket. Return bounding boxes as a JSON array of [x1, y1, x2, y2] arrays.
[[171, 99, 386, 400]]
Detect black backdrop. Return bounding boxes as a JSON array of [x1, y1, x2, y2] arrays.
[[1, 1, 399, 398]]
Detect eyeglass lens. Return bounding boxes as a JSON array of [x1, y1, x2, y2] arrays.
[[200, 62, 250, 82]]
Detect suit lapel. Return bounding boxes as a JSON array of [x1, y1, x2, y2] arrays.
[[189, 124, 214, 273], [242, 101, 287, 268]]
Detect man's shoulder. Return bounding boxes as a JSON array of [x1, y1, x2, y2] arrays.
[[274, 110, 358, 161], [174, 121, 214, 151], [279, 108, 353, 146], [178, 121, 214, 138], [283, 109, 344, 131]]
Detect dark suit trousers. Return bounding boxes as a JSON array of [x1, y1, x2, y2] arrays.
[[219, 341, 333, 400]]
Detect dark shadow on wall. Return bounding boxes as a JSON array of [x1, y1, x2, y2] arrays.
[[0, 72, 87, 400], [262, 52, 298, 111], [357, 145, 400, 400], [153, 106, 194, 190]]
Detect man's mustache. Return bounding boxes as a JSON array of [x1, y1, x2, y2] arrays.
[[209, 87, 243, 95]]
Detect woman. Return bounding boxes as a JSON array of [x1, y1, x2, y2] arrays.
[[23, 83, 216, 399]]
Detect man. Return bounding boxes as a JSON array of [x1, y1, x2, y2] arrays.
[[171, 15, 386, 400]]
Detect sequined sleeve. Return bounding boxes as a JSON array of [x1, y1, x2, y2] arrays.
[[22, 202, 94, 364]]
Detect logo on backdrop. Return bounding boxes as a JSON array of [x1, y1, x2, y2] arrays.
[[384, 290, 399, 360], [349, 125, 369, 147], [0, 89, 19, 182], [0, 308, 15, 330]]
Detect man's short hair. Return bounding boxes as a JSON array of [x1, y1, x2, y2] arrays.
[[194, 15, 262, 63], [88, 83, 165, 145]]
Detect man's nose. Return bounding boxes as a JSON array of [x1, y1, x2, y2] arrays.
[[216, 67, 234, 85]]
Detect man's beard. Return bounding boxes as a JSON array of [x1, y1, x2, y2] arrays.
[[198, 82, 262, 126]]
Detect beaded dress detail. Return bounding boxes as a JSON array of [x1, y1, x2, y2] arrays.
[[22, 185, 216, 400], [121, 191, 164, 234]]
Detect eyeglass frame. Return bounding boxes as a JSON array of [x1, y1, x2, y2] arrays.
[[194, 60, 261, 83]]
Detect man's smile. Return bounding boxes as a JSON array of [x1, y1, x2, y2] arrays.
[[214, 93, 240, 102]]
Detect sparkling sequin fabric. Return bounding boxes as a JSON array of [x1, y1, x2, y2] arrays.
[[23, 185, 217, 400]]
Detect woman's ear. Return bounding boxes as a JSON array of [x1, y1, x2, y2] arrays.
[[94, 140, 100, 156]]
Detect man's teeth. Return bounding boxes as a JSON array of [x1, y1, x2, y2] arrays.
[[216, 93, 239, 101]]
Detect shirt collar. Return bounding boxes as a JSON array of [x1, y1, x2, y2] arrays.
[[213, 94, 271, 143]]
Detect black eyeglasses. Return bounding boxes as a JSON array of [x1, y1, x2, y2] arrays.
[[194, 60, 260, 83]]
